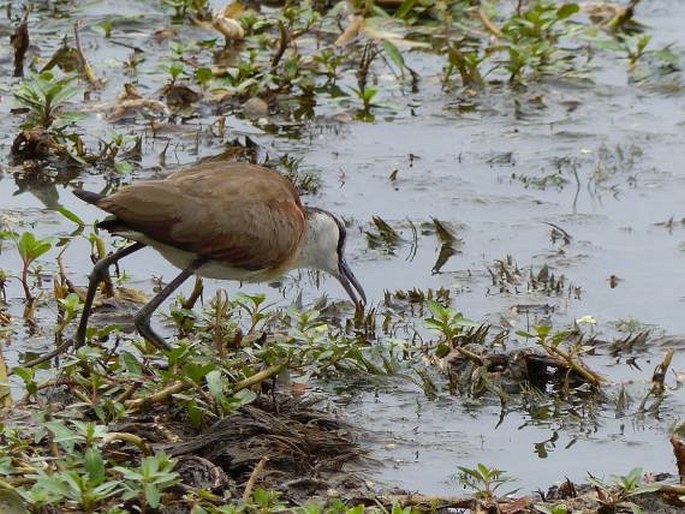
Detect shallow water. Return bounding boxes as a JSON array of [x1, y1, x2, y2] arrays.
[[1, 0, 685, 495]]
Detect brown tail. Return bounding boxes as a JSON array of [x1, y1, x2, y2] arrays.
[[73, 189, 103, 205]]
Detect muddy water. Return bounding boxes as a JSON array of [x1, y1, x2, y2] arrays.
[[1, 0, 685, 495]]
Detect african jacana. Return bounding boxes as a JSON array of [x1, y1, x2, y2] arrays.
[[73, 161, 366, 350]]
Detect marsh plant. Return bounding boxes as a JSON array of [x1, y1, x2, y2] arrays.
[[13, 71, 81, 130], [424, 299, 479, 354], [500, 1, 581, 82], [0, 0, 678, 512], [456, 463, 519, 500], [14, 232, 52, 314], [586, 467, 659, 512], [0, 285, 396, 512]]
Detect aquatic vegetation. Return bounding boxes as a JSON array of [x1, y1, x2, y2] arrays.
[[0, 0, 684, 511], [456, 463, 518, 501], [13, 232, 53, 318], [586, 467, 660, 512], [13, 72, 81, 131]]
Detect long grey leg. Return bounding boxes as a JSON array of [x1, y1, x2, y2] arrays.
[[133, 259, 205, 351], [76, 242, 146, 349]]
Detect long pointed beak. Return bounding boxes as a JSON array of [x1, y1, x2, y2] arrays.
[[338, 259, 367, 306]]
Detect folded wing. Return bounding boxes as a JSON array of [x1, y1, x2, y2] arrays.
[[96, 163, 305, 271]]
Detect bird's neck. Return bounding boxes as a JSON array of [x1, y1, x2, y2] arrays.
[[295, 208, 337, 271]]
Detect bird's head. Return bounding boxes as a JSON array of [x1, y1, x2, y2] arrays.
[[300, 208, 366, 305]]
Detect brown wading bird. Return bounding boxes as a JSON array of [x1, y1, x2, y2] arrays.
[[74, 162, 366, 351]]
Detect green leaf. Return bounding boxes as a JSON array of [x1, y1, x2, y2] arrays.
[[16, 232, 52, 263], [252, 487, 268, 505], [395, 0, 417, 19], [57, 207, 85, 227], [16, 232, 35, 262], [29, 474, 69, 500], [61, 471, 84, 494], [233, 388, 257, 406], [534, 324, 552, 340], [636, 35, 651, 54], [187, 400, 202, 427], [58, 293, 82, 314], [112, 466, 143, 481], [45, 421, 79, 447], [92, 480, 121, 498], [12, 367, 35, 385], [195, 67, 214, 86], [382, 40, 405, 70], [205, 369, 223, 401], [120, 352, 143, 375], [0, 479, 29, 514], [84, 447, 105, 484], [556, 3, 579, 20], [184, 363, 215, 384], [50, 80, 79, 106], [654, 46, 679, 66], [425, 299, 446, 320], [168, 62, 184, 80], [114, 161, 133, 174], [144, 483, 160, 508]]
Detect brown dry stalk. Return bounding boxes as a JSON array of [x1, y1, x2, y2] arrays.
[[0, 349, 11, 410], [125, 380, 189, 410], [541, 342, 606, 386], [74, 22, 102, 88], [102, 432, 152, 455], [670, 432, 685, 485], [10, 21, 29, 77], [651, 348, 674, 393], [270, 21, 290, 70], [658, 483, 685, 494], [375, 493, 475, 510], [477, 7, 502, 38], [335, 15, 363, 46], [455, 346, 485, 366], [231, 364, 285, 394], [72, 389, 92, 405], [24, 338, 74, 368], [637, 349, 675, 413], [181, 277, 204, 310], [115, 382, 141, 404], [243, 456, 269, 501]]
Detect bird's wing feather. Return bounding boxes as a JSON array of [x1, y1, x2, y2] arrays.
[[97, 164, 305, 270]]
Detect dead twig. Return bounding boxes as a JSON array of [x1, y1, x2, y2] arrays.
[[670, 431, 685, 485], [637, 349, 674, 414], [11, 21, 29, 77], [455, 346, 485, 366], [365, 493, 476, 510], [477, 7, 502, 38], [181, 277, 204, 310], [232, 364, 285, 394], [74, 22, 102, 88], [24, 339, 74, 368], [125, 380, 189, 411], [0, 348, 11, 410], [102, 432, 152, 455], [539, 342, 606, 386], [115, 382, 141, 404], [270, 21, 290, 71], [243, 456, 269, 501]]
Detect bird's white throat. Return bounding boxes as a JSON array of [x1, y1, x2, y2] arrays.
[[296, 209, 341, 275]]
